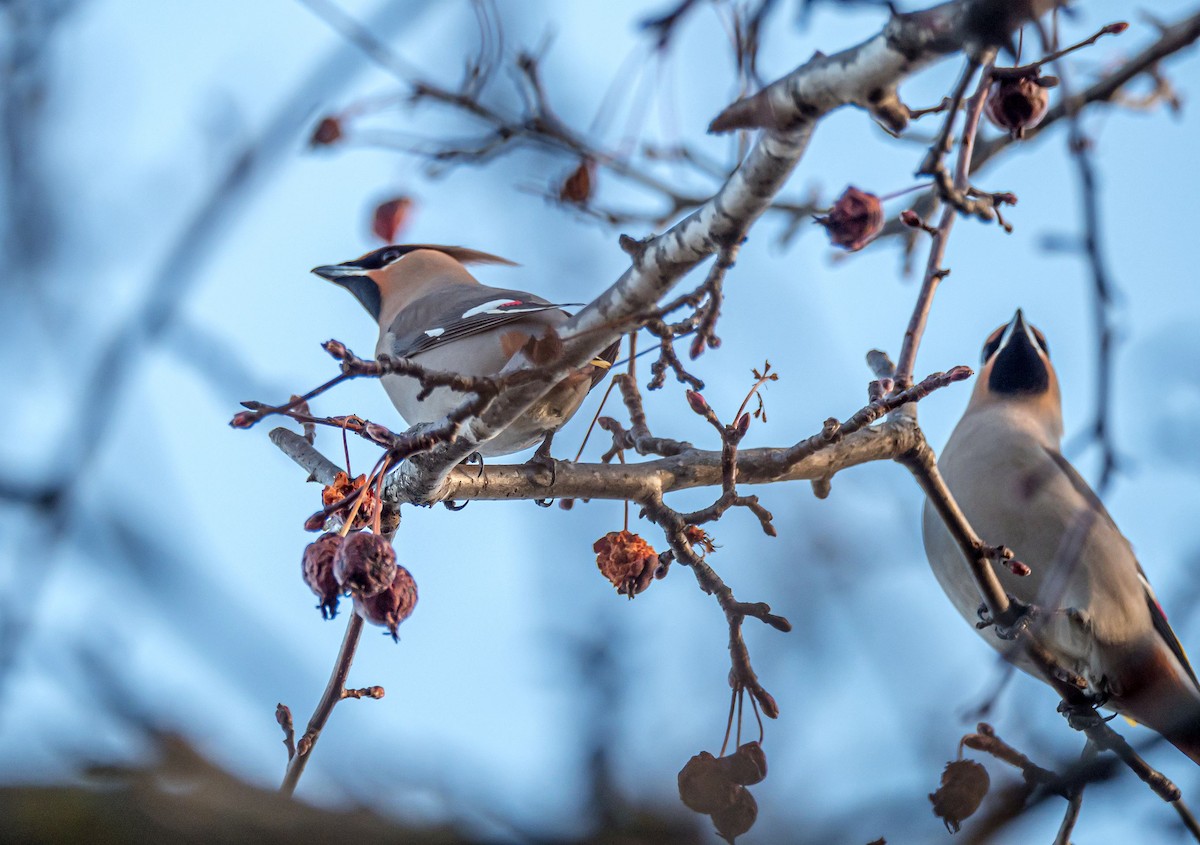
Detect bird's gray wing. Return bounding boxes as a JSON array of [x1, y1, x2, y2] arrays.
[[1044, 446, 1199, 687], [386, 287, 580, 359]]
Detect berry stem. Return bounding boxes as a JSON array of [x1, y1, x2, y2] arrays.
[[280, 612, 365, 796]]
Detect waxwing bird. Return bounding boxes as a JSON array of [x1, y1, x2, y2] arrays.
[[313, 244, 618, 458], [922, 310, 1200, 764]]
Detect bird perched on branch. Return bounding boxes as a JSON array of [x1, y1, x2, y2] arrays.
[[313, 244, 618, 458], [923, 310, 1200, 764]]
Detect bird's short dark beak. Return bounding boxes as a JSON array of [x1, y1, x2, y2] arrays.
[[312, 264, 360, 281]]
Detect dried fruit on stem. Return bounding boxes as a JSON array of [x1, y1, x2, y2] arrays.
[[322, 471, 378, 531], [372, 196, 414, 242], [984, 74, 1052, 139], [717, 741, 767, 786], [355, 565, 418, 641], [302, 533, 344, 619], [559, 157, 594, 204], [310, 116, 343, 147], [929, 759, 990, 833], [814, 186, 883, 252], [678, 752, 740, 814], [333, 532, 398, 597], [594, 530, 661, 597], [711, 786, 757, 843]]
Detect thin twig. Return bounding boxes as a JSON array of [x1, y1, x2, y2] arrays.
[[281, 613, 365, 796]]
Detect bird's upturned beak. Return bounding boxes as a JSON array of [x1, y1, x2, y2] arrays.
[[312, 264, 361, 281], [999, 308, 1035, 350]]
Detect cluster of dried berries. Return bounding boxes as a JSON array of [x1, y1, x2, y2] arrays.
[[593, 530, 663, 597], [300, 531, 418, 639], [815, 186, 883, 252], [984, 73, 1055, 139], [677, 742, 767, 843], [929, 758, 990, 833]]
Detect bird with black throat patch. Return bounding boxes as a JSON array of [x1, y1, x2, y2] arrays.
[[922, 309, 1200, 765]]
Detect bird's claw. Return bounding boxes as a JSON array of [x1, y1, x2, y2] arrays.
[[1057, 697, 1114, 732], [976, 597, 1036, 640], [524, 440, 560, 487], [463, 452, 485, 478]]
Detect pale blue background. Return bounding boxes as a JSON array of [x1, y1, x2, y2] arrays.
[[1, 1, 1198, 841]]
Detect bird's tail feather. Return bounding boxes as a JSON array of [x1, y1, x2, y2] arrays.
[[1117, 645, 1200, 767]]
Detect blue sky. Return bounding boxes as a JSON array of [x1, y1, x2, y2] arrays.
[[2, 1, 1199, 841]]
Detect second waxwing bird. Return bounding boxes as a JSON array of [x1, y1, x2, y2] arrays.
[[923, 310, 1200, 764], [313, 244, 619, 459]]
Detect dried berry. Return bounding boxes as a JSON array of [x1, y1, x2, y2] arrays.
[[594, 530, 660, 596], [302, 533, 344, 619], [718, 741, 767, 786], [333, 531, 397, 597], [985, 75, 1051, 139], [814, 186, 883, 252], [677, 752, 739, 814], [310, 116, 343, 147], [355, 565, 417, 641], [929, 759, 990, 833], [322, 471, 377, 531], [372, 196, 414, 243], [711, 785, 757, 843], [559, 158, 594, 204]]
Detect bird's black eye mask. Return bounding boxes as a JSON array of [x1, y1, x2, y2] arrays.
[[350, 245, 418, 271]]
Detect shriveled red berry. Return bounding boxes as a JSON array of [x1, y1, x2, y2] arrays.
[[594, 530, 660, 597], [354, 565, 417, 641], [372, 196, 414, 242], [929, 759, 990, 833], [302, 533, 344, 619], [985, 75, 1051, 139], [711, 785, 757, 842], [677, 751, 739, 814], [717, 741, 767, 786], [333, 531, 397, 597], [310, 116, 343, 147], [559, 158, 594, 204], [814, 186, 883, 252]]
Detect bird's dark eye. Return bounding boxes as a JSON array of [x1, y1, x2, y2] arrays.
[[379, 248, 401, 265]]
